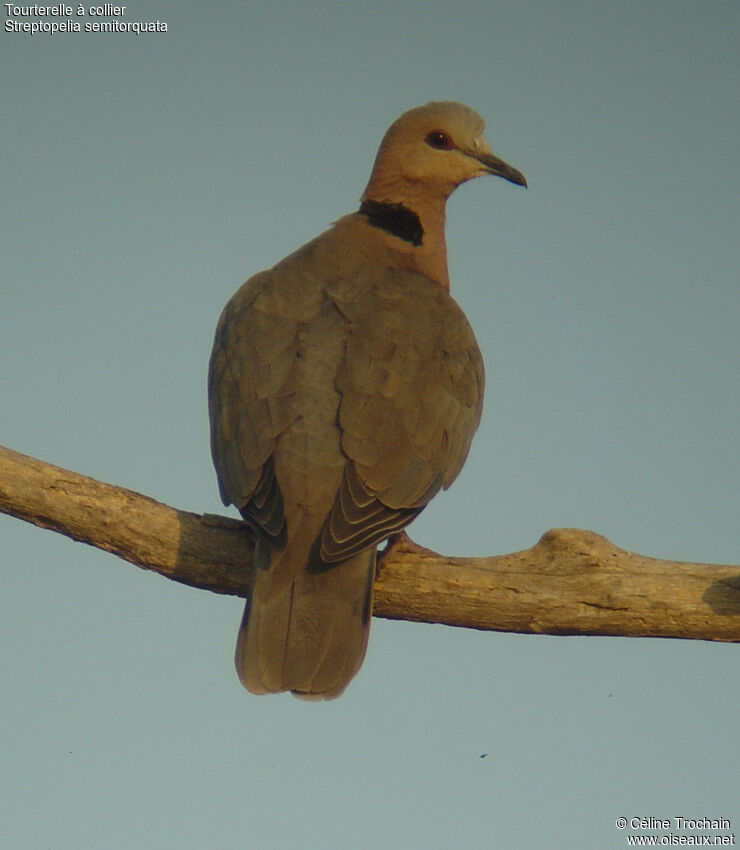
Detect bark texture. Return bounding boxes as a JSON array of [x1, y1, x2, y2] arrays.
[[1, 445, 738, 641]]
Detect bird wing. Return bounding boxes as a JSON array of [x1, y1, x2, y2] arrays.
[[210, 254, 483, 564], [321, 268, 484, 562], [208, 270, 305, 547]]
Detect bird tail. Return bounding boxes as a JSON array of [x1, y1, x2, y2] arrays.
[[235, 539, 375, 699]]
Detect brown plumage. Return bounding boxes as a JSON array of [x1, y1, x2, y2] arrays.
[[208, 101, 526, 698]]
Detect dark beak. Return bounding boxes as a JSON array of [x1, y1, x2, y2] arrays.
[[474, 151, 527, 188]]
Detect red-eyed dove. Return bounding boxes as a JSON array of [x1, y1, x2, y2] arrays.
[[208, 101, 526, 699]]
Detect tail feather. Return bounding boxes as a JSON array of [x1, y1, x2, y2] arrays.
[[235, 539, 375, 699]]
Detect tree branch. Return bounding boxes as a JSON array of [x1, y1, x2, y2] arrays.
[[1, 444, 738, 641]]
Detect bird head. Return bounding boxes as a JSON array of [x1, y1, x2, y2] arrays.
[[363, 101, 526, 203]]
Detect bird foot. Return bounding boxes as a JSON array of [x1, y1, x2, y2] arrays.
[[380, 531, 439, 561]]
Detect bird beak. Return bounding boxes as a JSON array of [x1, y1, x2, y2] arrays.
[[471, 150, 527, 188]]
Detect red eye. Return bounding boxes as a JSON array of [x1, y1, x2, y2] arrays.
[[425, 130, 453, 150]]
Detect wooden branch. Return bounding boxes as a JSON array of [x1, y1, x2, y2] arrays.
[[1, 444, 738, 641]]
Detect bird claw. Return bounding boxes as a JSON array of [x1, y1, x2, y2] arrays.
[[381, 531, 439, 560]]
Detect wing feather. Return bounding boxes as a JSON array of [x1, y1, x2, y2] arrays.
[[321, 270, 484, 561]]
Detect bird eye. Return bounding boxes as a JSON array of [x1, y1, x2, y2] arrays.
[[425, 131, 453, 150]]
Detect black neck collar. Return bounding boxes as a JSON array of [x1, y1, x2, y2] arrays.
[[358, 200, 424, 246]]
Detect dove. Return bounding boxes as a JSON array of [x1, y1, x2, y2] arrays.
[[208, 101, 526, 698]]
